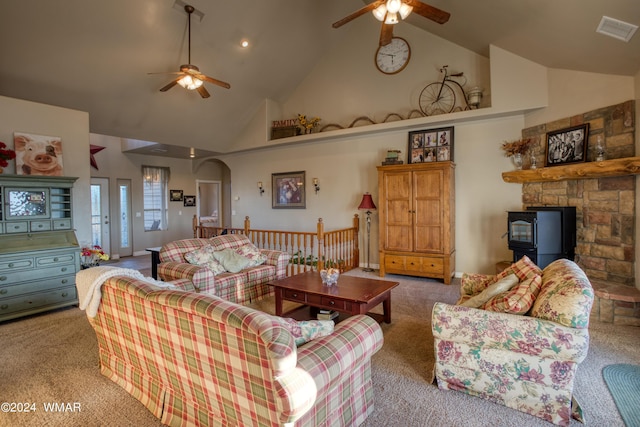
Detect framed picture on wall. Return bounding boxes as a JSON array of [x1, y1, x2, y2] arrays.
[[408, 126, 454, 163], [170, 189, 183, 201], [183, 195, 196, 207], [272, 171, 306, 209], [545, 124, 589, 166]]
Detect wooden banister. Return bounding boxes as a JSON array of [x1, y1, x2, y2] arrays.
[[193, 215, 360, 276]]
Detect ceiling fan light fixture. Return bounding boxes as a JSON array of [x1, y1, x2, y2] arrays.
[[386, 0, 402, 14], [372, 4, 387, 21], [385, 12, 399, 25], [178, 75, 203, 90], [399, 3, 413, 20]]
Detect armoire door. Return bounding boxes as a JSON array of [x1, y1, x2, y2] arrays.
[[382, 171, 413, 252], [413, 169, 443, 253]]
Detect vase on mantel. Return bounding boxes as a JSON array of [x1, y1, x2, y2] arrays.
[[511, 153, 523, 170]]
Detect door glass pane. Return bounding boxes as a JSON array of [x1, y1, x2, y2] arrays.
[[119, 184, 129, 248], [90, 184, 102, 246]]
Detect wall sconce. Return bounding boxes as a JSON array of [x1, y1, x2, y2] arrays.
[[313, 178, 320, 194], [258, 181, 264, 196]]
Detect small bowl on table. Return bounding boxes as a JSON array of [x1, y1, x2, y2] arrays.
[[320, 268, 340, 286]]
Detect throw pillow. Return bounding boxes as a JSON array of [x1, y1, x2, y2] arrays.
[[481, 274, 543, 314], [496, 255, 542, 282], [280, 318, 334, 346], [184, 245, 226, 275], [235, 243, 268, 267], [460, 274, 519, 308], [213, 248, 252, 273]]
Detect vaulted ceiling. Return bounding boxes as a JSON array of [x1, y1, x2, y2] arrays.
[[0, 1, 638, 158]]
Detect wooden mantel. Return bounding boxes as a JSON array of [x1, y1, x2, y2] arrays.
[[502, 157, 640, 183]]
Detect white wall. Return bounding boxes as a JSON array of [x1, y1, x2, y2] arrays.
[[90, 133, 230, 255]]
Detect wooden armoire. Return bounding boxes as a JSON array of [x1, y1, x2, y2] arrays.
[[376, 162, 455, 284]]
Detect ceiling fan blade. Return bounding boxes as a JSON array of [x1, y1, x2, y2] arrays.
[[379, 23, 394, 46], [405, 0, 450, 24], [332, 0, 385, 28], [197, 86, 210, 98], [159, 78, 181, 92], [148, 71, 185, 76], [201, 75, 231, 90]]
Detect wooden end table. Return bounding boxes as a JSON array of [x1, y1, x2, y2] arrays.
[[270, 271, 399, 323]]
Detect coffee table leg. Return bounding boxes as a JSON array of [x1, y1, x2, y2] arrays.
[[383, 293, 391, 323], [275, 289, 283, 316]]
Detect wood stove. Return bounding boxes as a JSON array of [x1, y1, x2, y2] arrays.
[[507, 206, 576, 268]]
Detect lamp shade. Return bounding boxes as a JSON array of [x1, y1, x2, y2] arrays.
[[358, 193, 377, 210]]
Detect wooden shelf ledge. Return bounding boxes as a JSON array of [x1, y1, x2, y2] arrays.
[[502, 157, 640, 183]]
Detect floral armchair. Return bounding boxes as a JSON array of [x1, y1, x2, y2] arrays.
[[432, 257, 594, 426]]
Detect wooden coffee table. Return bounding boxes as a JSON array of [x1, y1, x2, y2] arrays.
[[270, 271, 399, 323]]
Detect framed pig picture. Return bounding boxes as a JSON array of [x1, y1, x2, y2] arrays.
[[14, 132, 64, 176]]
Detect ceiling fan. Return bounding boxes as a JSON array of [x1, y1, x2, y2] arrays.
[[332, 0, 450, 46], [149, 4, 230, 98]]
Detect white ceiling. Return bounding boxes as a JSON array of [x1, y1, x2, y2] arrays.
[[0, 0, 638, 158]]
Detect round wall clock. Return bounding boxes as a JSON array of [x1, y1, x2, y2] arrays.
[[375, 37, 411, 75]]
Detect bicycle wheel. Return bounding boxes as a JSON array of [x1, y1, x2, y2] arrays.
[[419, 82, 456, 116]]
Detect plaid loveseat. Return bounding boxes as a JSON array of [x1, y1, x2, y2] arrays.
[[432, 258, 594, 426], [158, 234, 290, 305], [87, 275, 383, 426]]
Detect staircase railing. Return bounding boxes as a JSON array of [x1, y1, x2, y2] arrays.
[[194, 215, 360, 277]]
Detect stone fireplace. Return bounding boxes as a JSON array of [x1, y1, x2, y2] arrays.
[[512, 100, 639, 325]]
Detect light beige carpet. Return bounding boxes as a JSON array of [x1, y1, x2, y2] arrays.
[[1, 269, 638, 426]]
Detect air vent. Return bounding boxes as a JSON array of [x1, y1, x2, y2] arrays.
[[596, 16, 638, 42]]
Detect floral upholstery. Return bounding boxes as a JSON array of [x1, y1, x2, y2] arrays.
[[87, 275, 383, 426], [158, 234, 290, 304], [433, 258, 594, 426]]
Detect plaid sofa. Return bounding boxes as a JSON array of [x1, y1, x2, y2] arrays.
[[158, 234, 290, 305], [88, 275, 383, 426], [432, 258, 594, 426]]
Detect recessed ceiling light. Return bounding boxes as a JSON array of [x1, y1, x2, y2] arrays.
[[241, 39, 249, 48], [596, 16, 638, 42]]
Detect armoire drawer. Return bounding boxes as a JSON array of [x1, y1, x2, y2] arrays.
[[36, 253, 76, 267], [385, 254, 444, 275], [5, 222, 28, 233], [30, 221, 52, 232]]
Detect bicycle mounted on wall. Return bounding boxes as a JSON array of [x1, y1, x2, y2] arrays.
[[419, 65, 482, 116]]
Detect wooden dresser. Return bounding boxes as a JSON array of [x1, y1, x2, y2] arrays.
[[377, 162, 455, 284], [0, 175, 79, 321]]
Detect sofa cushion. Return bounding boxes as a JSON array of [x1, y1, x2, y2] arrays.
[[280, 318, 335, 346], [235, 243, 268, 267], [481, 274, 543, 314], [530, 259, 594, 329], [213, 248, 253, 273], [209, 234, 253, 251], [184, 244, 226, 275], [460, 274, 519, 308]]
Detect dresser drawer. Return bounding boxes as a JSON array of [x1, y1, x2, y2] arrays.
[[0, 275, 75, 298], [52, 219, 72, 230], [0, 264, 75, 284], [0, 286, 77, 316], [5, 222, 28, 233], [0, 258, 35, 272], [30, 221, 52, 232], [36, 253, 76, 267]]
